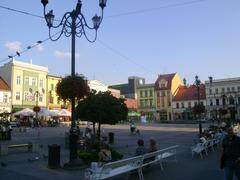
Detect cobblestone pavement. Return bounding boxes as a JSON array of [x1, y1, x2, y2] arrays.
[[0, 123, 232, 180]]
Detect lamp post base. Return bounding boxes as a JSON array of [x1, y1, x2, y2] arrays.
[[69, 127, 79, 161], [63, 159, 84, 169]]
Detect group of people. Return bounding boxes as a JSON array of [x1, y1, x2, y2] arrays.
[[0, 122, 12, 140], [97, 138, 158, 166], [135, 138, 157, 156]]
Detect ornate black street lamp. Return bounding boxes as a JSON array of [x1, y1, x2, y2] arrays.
[[195, 75, 202, 135], [41, 0, 107, 163], [29, 88, 40, 120], [208, 76, 213, 121]]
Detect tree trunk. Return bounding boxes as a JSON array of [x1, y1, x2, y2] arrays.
[[97, 123, 101, 141], [93, 122, 96, 136]]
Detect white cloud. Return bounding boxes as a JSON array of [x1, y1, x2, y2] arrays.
[[36, 44, 44, 52], [55, 50, 80, 59], [5, 41, 22, 52]]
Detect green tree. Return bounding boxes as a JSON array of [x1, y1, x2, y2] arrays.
[[56, 74, 89, 103], [193, 104, 205, 118], [76, 90, 128, 139]]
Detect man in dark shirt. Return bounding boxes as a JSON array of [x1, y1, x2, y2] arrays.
[[222, 127, 240, 180]]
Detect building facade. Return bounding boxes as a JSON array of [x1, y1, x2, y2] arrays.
[[0, 60, 48, 110], [47, 75, 64, 110], [155, 73, 182, 120], [0, 77, 11, 113], [109, 76, 145, 99], [205, 77, 240, 121], [136, 83, 156, 119], [172, 84, 206, 120]]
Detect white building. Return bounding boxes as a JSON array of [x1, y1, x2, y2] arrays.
[[205, 77, 240, 121], [88, 80, 120, 98]]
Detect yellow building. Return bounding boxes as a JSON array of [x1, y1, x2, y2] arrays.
[[0, 59, 48, 110], [137, 83, 156, 119], [155, 73, 182, 120], [47, 75, 65, 110]]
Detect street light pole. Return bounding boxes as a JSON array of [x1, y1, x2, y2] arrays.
[[195, 75, 202, 135], [41, 0, 107, 163]]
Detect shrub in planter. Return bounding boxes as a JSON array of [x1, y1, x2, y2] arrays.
[[78, 150, 98, 165], [78, 147, 123, 165]]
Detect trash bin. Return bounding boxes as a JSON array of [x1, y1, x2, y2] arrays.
[[48, 144, 60, 169], [108, 132, 114, 144]]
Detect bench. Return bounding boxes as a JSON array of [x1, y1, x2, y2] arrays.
[[85, 155, 144, 180], [85, 145, 180, 180], [0, 143, 39, 155], [191, 141, 208, 159], [8, 143, 32, 151], [142, 145, 179, 170]]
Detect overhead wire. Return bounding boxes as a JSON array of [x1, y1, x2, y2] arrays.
[[0, 0, 208, 75]]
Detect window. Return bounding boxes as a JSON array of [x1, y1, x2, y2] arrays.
[[150, 99, 153, 107], [238, 87, 240, 92], [227, 87, 230, 92], [24, 77, 29, 85], [161, 98, 165, 108], [162, 91, 165, 96], [16, 76, 21, 85], [24, 92, 29, 101], [216, 99, 219, 106], [149, 90, 153, 97], [51, 84, 54, 91], [176, 103, 179, 109], [16, 92, 20, 100], [157, 92, 160, 97], [232, 87, 235, 92], [39, 79, 43, 87], [140, 91, 143, 98], [145, 90, 148, 97], [222, 88, 225, 93], [222, 97, 226, 106], [188, 102, 191, 108], [3, 94, 8, 103], [238, 97, 240, 104], [160, 83, 165, 88], [209, 89, 212, 94], [39, 96, 43, 102], [215, 88, 218, 94], [210, 99, 213, 106], [145, 100, 148, 107], [140, 100, 144, 107], [32, 78, 37, 86], [181, 102, 185, 108]]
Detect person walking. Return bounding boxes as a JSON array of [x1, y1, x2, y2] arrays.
[[222, 126, 240, 180]]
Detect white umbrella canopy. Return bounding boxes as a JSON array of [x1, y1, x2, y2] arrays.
[[38, 108, 58, 117], [14, 108, 34, 116], [57, 109, 71, 117]]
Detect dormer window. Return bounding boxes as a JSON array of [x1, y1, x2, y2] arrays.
[[159, 80, 167, 88]]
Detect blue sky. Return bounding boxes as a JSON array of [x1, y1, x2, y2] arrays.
[[0, 0, 240, 85]]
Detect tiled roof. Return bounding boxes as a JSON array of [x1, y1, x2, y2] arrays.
[[0, 77, 10, 91], [155, 73, 176, 90], [173, 84, 206, 101]]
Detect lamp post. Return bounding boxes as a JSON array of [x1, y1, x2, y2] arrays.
[[208, 76, 213, 122], [195, 75, 202, 135], [29, 88, 40, 119], [41, 0, 107, 163]]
